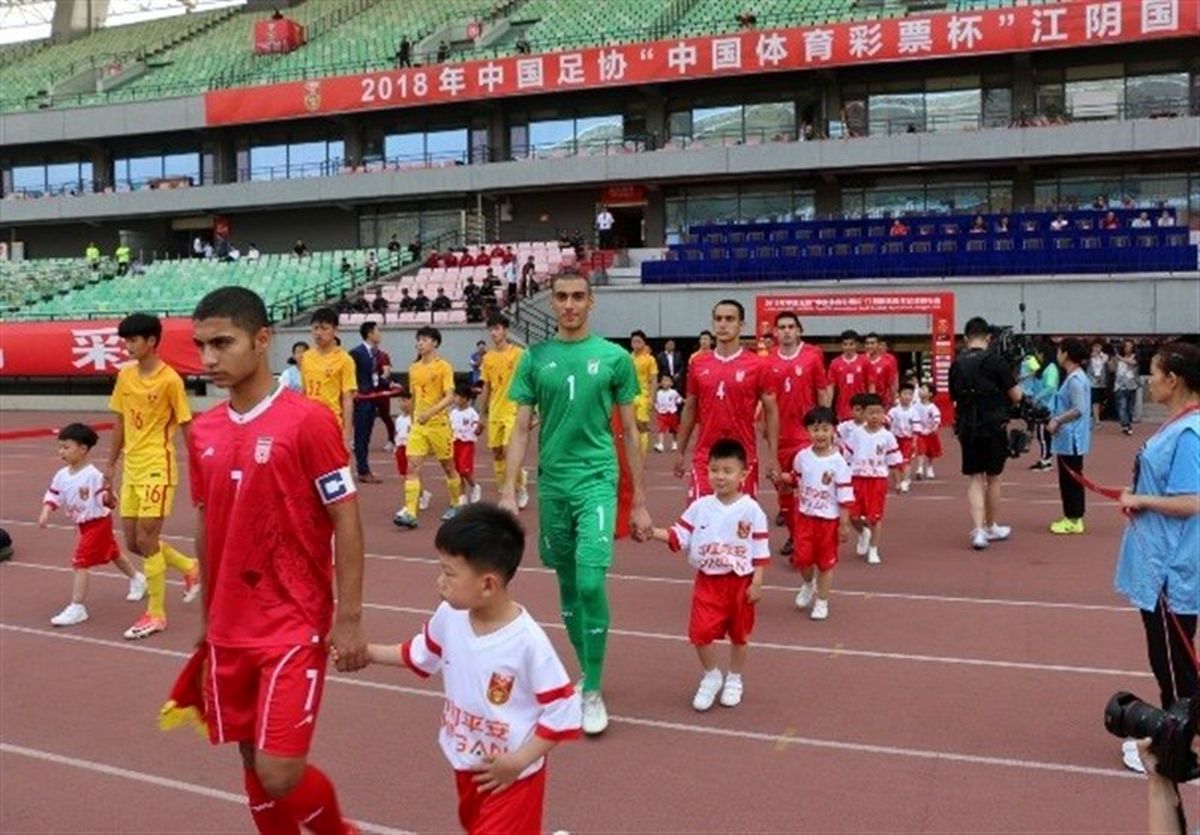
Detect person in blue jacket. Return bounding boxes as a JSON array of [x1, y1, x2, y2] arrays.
[[1047, 338, 1092, 533]]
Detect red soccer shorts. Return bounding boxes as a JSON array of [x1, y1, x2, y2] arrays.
[[896, 436, 915, 463], [689, 572, 756, 646], [394, 445, 408, 477], [656, 412, 679, 434], [689, 458, 759, 503], [792, 514, 840, 572], [916, 432, 943, 459], [73, 516, 121, 569], [455, 765, 546, 835], [453, 439, 476, 479], [203, 643, 328, 757], [851, 476, 888, 524]]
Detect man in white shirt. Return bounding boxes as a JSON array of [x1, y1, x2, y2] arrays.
[[595, 204, 615, 250]]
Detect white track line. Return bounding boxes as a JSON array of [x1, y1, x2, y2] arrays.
[[3, 562, 1148, 678], [0, 518, 1130, 614], [0, 742, 413, 835], [0, 624, 1142, 783]]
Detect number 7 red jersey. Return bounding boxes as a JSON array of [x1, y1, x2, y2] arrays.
[[686, 349, 773, 463]]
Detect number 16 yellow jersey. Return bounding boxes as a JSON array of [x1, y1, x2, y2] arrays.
[[108, 362, 192, 485]]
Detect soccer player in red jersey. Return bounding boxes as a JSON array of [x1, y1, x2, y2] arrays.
[[674, 299, 779, 501], [765, 312, 831, 553], [189, 287, 368, 835], [864, 332, 899, 408], [829, 329, 869, 422]]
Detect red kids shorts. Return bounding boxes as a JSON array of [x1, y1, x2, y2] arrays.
[[453, 440, 476, 479], [202, 643, 328, 757], [916, 432, 943, 459], [455, 766, 546, 835], [851, 476, 888, 524], [690, 457, 759, 502], [689, 572, 756, 646], [792, 514, 840, 572], [896, 436, 915, 463], [656, 412, 679, 434], [394, 445, 408, 477], [73, 516, 121, 569]]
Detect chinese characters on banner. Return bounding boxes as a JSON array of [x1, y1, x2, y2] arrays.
[[206, 0, 1196, 126], [0, 319, 203, 377], [754, 292, 956, 421]]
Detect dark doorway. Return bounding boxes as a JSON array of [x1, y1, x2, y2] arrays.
[[610, 205, 644, 248]]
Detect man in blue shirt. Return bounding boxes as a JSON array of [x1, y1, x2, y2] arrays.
[[350, 321, 384, 483]]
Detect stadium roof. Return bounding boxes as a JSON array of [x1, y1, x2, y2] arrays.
[[0, 0, 244, 44]]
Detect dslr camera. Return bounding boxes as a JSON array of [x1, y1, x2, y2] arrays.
[[1105, 692, 1199, 782]]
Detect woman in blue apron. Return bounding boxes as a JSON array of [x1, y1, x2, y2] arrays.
[[1047, 338, 1092, 533]]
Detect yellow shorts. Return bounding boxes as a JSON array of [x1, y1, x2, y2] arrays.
[[487, 415, 516, 450], [120, 481, 176, 519], [407, 423, 452, 460], [634, 396, 651, 425]]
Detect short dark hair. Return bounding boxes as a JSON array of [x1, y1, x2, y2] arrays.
[[850, 393, 871, 409], [359, 321, 378, 339], [58, 422, 99, 448], [964, 316, 990, 339], [434, 503, 524, 583], [310, 307, 339, 328], [416, 325, 442, 346], [860, 393, 884, 409], [840, 329, 860, 342], [699, 330, 714, 340], [864, 332, 880, 342], [630, 329, 647, 341], [803, 406, 837, 428], [707, 438, 747, 465], [454, 382, 474, 399], [549, 271, 590, 292], [712, 299, 745, 321], [117, 313, 163, 345], [774, 311, 800, 328], [1154, 342, 1200, 391], [924, 383, 938, 395], [1058, 337, 1088, 365], [291, 340, 309, 353], [899, 382, 915, 393], [192, 287, 270, 334], [487, 313, 510, 329]]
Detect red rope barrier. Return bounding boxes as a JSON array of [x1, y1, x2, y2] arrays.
[[0, 422, 115, 442]]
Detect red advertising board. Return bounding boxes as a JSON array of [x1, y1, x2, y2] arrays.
[[755, 292, 956, 420], [254, 18, 305, 55], [0, 318, 203, 378], [208, 1, 1198, 126]]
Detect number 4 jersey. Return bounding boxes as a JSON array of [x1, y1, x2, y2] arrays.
[[686, 349, 774, 465], [188, 384, 356, 647]]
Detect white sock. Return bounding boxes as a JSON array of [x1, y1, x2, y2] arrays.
[[725, 672, 742, 684], [702, 667, 722, 683], [869, 546, 879, 558]]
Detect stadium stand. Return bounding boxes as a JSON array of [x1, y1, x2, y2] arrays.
[[642, 209, 1197, 283], [0, 258, 104, 311]]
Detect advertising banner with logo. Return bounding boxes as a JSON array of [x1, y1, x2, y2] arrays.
[[253, 18, 305, 55], [0, 319, 203, 377], [207, 1, 1197, 126]]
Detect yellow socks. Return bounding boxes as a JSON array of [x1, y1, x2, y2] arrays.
[[143, 549, 167, 619], [404, 478, 422, 515], [447, 476, 462, 506], [639, 431, 650, 455], [161, 543, 196, 576], [494, 460, 507, 490]]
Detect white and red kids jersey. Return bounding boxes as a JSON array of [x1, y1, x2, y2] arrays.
[[916, 401, 942, 434], [766, 344, 828, 446], [668, 494, 770, 576], [449, 406, 480, 443], [402, 602, 581, 778], [394, 412, 412, 446], [844, 425, 903, 478], [686, 349, 773, 462], [886, 404, 919, 438], [655, 388, 682, 415], [836, 419, 859, 458], [791, 448, 854, 520], [43, 464, 111, 524]]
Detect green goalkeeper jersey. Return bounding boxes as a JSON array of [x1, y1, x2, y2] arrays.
[[509, 333, 639, 496]]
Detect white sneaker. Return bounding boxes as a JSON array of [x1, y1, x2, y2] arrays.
[[810, 599, 829, 621], [692, 669, 723, 711], [855, 528, 871, 557], [516, 474, 530, 510], [653, 443, 664, 453], [457, 495, 468, 508], [383, 441, 395, 453], [925, 466, 935, 479], [986, 523, 1011, 542], [899, 479, 911, 493], [971, 528, 989, 550], [719, 674, 743, 708], [126, 573, 147, 602], [418, 490, 432, 511], [867, 547, 881, 565], [470, 483, 482, 503], [581, 691, 609, 735], [671, 441, 678, 452], [794, 582, 815, 610], [1121, 739, 1147, 774], [51, 603, 88, 627]]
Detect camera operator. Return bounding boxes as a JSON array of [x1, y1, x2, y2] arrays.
[[1019, 339, 1058, 471], [1114, 342, 1200, 773], [948, 316, 1023, 550], [1139, 737, 1198, 834]]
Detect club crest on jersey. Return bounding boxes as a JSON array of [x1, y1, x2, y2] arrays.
[[78, 486, 91, 500], [255, 437, 273, 464], [821, 470, 834, 485], [875, 444, 884, 455], [735, 370, 745, 382], [587, 359, 600, 375], [736, 520, 751, 539], [794, 365, 803, 376], [487, 672, 515, 705]]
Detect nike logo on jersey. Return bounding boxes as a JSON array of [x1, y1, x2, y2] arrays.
[[202, 447, 215, 458], [293, 714, 315, 729]]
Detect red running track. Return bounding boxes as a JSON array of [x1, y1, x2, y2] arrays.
[[1, 409, 1196, 833]]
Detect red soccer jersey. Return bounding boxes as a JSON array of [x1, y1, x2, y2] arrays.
[[866, 353, 899, 408], [767, 343, 828, 445], [687, 349, 773, 463], [188, 386, 357, 648], [829, 353, 869, 420]]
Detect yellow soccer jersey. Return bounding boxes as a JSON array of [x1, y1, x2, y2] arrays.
[[409, 356, 455, 427], [108, 362, 192, 485], [481, 345, 524, 422], [633, 350, 657, 400], [300, 347, 356, 426]]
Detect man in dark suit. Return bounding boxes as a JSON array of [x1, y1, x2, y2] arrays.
[[349, 322, 384, 483], [656, 339, 684, 389]]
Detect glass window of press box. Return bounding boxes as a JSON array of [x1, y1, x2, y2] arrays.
[[384, 129, 469, 165], [1034, 171, 1199, 223], [514, 112, 623, 157], [665, 186, 815, 244], [113, 151, 201, 190], [4, 159, 94, 197], [1034, 65, 1193, 121], [668, 101, 797, 143], [841, 177, 1013, 217], [244, 139, 345, 181]]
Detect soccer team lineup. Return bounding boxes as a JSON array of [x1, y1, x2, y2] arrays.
[[3, 274, 1199, 834]]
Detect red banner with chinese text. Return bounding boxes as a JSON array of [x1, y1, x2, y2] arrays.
[[0, 319, 203, 377], [254, 18, 305, 55], [207, 1, 1198, 126]]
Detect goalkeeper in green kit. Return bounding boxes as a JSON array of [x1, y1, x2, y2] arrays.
[[500, 272, 653, 735]]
